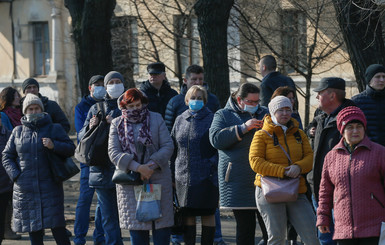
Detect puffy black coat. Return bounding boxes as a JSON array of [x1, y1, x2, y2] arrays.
[[2, 114, 75, 232]]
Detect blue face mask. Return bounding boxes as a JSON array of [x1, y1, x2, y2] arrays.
[[93, 86, 106, 100], [244, 104, 259, 114], [189, 100, 204, 112]]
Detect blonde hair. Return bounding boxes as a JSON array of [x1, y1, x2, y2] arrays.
[[185, 85, 208, 105]]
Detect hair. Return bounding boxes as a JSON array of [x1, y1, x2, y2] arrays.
[[233, 82, 260, 99], [260, 55, 277, 71], [271, 86, 298, 110], [119, 88, 148, 108], [0, 87, 20, 111], [328, 88, 346, 102], [185, 85, 208, 105], [185, 65, 204, 79]]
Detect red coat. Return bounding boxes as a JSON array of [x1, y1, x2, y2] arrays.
[[316, 136, 385, 240]]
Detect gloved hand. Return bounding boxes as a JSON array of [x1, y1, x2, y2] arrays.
[[284, 164, 301, 178]]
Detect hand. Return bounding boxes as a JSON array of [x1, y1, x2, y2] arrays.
[[284, 164, 301, 178], [318, 226, 330, 233], [89, 115, 100, 128], [245, 119, 263, 131], [309, 127, 316, 137], [42, 138, 54, 149], [137, 165, 154, 181], [106, 115, 113, 124], [145, 160, 158, 170]]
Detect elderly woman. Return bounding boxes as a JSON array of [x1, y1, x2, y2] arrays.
[[249, 96, 319, 245], [2, 93, 75, 244], [171, 85, 218, 245], [209, 83, 269, 245], [317, 106, 385, 245], [271, 86, 302, 130], [108, 88, 174, 245]]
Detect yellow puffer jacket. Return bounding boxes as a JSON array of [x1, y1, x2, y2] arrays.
[[249, 115, 313, 194]]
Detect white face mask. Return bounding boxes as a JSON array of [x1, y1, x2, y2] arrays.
[[106, 83, 125, 99]]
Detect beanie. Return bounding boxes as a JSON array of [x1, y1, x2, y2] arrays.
[[89, 75, 104, 86], [104, 71, 125, 87], [337, 106, 367, 134], [268, 96, 293, 116], [22, 78, 40, 93], [365, 64, 385, 84], [22, 93, 44, 114]]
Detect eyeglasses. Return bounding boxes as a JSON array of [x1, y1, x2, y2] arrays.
[[243, 99, 261, 105]]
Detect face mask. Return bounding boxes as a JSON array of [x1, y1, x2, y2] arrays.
[[244, 104, 259, 114], [106, 83, 125, 99], [25, 113, 45, 123], [189, 100, 204, 112], [93, 86, 106, 100]]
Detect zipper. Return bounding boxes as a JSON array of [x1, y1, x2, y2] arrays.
[[347, 152, 355, 238], [371, 193, 385, 208]]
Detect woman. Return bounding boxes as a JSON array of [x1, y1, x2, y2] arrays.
[[209, 83, 269, 245], [108, 88, 174, 245], [317, 106, 385, 245], [271, 86, 302, 129], [2, 93, 75, 244], [171, 85, 218, 245], [249, 96, 319, 245], [79, 71, 126, 245], [0, 87, 22, 130]]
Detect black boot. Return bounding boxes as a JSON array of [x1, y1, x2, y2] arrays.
[[184, 225, 196, 245], [201, 226, 215, 245]]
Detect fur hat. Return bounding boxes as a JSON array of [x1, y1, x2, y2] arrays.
[[104, 71, 125, 87], [365, 64, 385, 84], [337, 106, 367, 134], [22, 93, 44, 114], [268, 96, 292, 115], [22, 78, 40, 93]]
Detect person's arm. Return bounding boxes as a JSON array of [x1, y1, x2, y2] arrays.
[[292, 130, 314, 174], [259, 82, 271, 107], [2, 130, 21, 181], [49, 124, 76, 158], [164, 99, 177, 133], [316, 155, 334, 230], [48, 101, 71, 133]]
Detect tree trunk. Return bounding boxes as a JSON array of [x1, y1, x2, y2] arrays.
[[194, 0, 234, 107], [65, 0, 116, 96], [333, 0, 385, 91]]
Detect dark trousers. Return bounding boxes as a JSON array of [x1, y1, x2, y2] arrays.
[[29, 227, 70, 245], [233, 209, 268, 245], [337, 237, 379, 245], [0, 191, 12, 245]]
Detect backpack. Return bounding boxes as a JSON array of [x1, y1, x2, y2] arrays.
[[74, 102, 110, 166]]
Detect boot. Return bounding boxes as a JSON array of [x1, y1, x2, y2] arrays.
[[201, 226, 215, 245], [3, 202, 21, 240], [184, 225, 196, 245]]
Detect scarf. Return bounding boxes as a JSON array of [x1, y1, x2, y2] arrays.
[[117, 106, 153, 161], [3, 107, 22, 127]]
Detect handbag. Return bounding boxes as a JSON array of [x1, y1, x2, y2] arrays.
[[134, 183, 162, 222], [112, 146, 146, 185], [47, 152, 80, 183], [171, 192, 184, 234], [74, 102, 110, 166], [260, 130, 300, 203]]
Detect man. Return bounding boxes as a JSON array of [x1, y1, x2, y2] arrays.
[[21, 78, 70, 133], [259, 55, 296, 107], [139, 62, 178, 118], [165, 64, 220, 132], [73, 75, 105, 245], [352, 64, 385, 146], [307, 77, 355, 245]]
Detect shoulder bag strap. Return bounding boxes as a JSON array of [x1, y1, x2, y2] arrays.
[[262, 129, 292, 164]]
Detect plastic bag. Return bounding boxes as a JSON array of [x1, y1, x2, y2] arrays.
[[134, 184, 162, 222]]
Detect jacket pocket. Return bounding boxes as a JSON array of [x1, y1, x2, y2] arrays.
[[371, 193, 385, 208], [224, 162, 232, 182]]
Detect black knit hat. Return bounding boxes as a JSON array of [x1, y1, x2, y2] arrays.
[[89, 75, 104, 86], [22, 78, 39, 93], [365, 64, 385, 84]]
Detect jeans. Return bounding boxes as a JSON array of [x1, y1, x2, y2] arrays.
[[130, 227, 171, 245], [312, 195, 336, 245], [256, 188, 319, 245], [29, 227, 70, 245], [95, 188, 123, 245], [74, 164, 105, 245], [233, 209, 268, 245]]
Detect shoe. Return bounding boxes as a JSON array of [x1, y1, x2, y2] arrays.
[[3, 229, 21, 240], [214, 240, 227, 245], [257, 239, 267, 245]]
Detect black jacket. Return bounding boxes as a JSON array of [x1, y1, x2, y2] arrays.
[[260, 71, 296, 107]]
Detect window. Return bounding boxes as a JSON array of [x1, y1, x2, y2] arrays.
[[32, 22, 50, 76], [281, 10, 306, 74], [174, 15, 200, 74]]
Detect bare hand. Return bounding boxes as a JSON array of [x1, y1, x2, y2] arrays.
[[318, 226, 330, 233], [42, 138, 54, 149], [137, 165, 154, 181], [89, 115, 100, 128], [245, 119, 263, 131], [309, 127, 316, 137], [284, 165, 301, 178]]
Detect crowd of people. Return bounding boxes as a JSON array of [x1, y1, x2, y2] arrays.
[[0, 55, 384, 245]]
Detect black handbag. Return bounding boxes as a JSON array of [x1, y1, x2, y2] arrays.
[[112, 146, 146, 185], [47, 152, 80, 183], [171, 192, 184, 234]]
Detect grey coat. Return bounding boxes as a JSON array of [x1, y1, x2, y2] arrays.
[[108, 110, 174, 230]]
